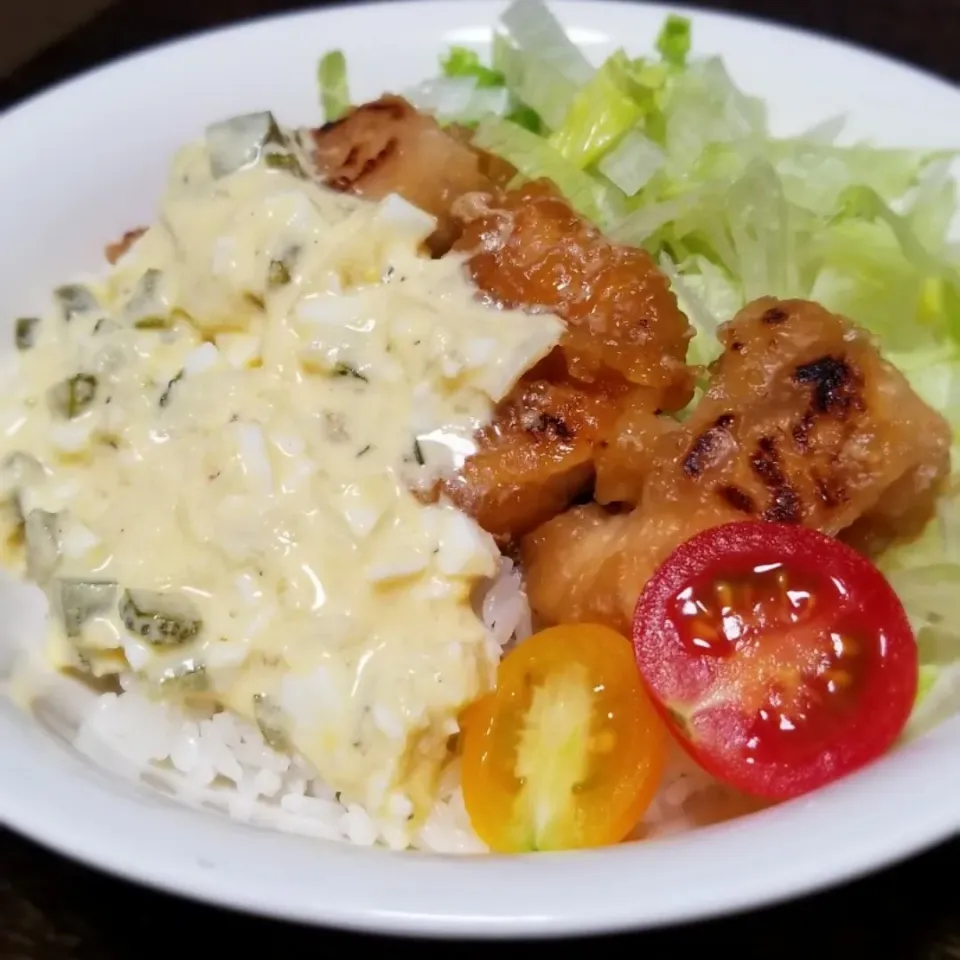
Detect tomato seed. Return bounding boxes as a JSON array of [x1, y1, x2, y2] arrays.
[[839, 636, 859, 657], [825, 669, 853, 690], [590, 730, 617, 754], [713, 580, 734, 609], [690, 617, 719, 639]]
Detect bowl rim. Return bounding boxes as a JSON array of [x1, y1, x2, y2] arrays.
[[0, 0, 958, 938]]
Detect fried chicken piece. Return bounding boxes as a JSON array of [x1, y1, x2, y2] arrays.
[[523, 297, 952, 634], [309, 98, 693, 399], [452, 179, 694, 406], [440, 180, 694, 541], [443, 365, 634, 542], [310, 95, 495, 255], [593, 387, 680, 506], [311, 98, 695, 541]]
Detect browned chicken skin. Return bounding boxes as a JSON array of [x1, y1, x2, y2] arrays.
[[441, 180, 694, 540], [310, 97, 695, 543], [310, 95, 495, 255], [523, 297, 952, 634], [593, 386, 677, 507], [452, 180, 694, 405], [441, 363, 634, 541]]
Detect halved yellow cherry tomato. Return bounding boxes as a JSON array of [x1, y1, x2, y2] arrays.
[[460, 624, 667, 853]]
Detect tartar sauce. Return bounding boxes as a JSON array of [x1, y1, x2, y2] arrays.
[[0, 114, 562, 827]]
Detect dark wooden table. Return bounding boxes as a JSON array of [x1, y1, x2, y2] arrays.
[[2, 1, 959, 956]]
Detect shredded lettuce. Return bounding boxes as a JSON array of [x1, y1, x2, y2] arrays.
[[491, 31, 577, 131], [440, 46, 506, 88], [886, 550, 960, 735], [656, 13, 692, 67], [406, 75, 511, 125], [548, 53, 646, 168], [498, 0, 594, 86], [318, 50, 350, 123], [598, 129, 664, 196], [317, 0, 960, 728], [471, 117, 622, 225]]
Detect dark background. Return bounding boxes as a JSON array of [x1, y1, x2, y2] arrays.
[[1, 1, 959, 957]]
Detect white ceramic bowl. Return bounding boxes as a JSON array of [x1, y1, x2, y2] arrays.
[[0, 0, 958, 938]]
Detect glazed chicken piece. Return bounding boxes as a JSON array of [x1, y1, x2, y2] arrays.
[[440, 180, 694, 541], [442, 362, 634, 542], [310, 98, 695, 542], [452, 179, 694, 405], [311, 104, 692, 399], [523, 297, 952, 634], [310, 95, 496, 255], [593, 386, 679, 506]]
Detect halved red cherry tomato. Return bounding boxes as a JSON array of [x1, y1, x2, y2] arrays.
[[632, 521, 918, 800], [460, 624, 667, 852]]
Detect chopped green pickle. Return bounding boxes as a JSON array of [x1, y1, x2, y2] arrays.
[[119, 589, 203, 646]]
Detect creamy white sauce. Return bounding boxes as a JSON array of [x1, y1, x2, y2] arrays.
[[0, 126, 562, 826]]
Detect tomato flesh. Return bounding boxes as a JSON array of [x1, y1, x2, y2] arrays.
[[460, 624, 667, 852], [632, 521, 918, 800]]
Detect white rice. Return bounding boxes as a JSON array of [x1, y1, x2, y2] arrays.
[[72, 672, 487, 853], [66, 553, 712, 852]]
